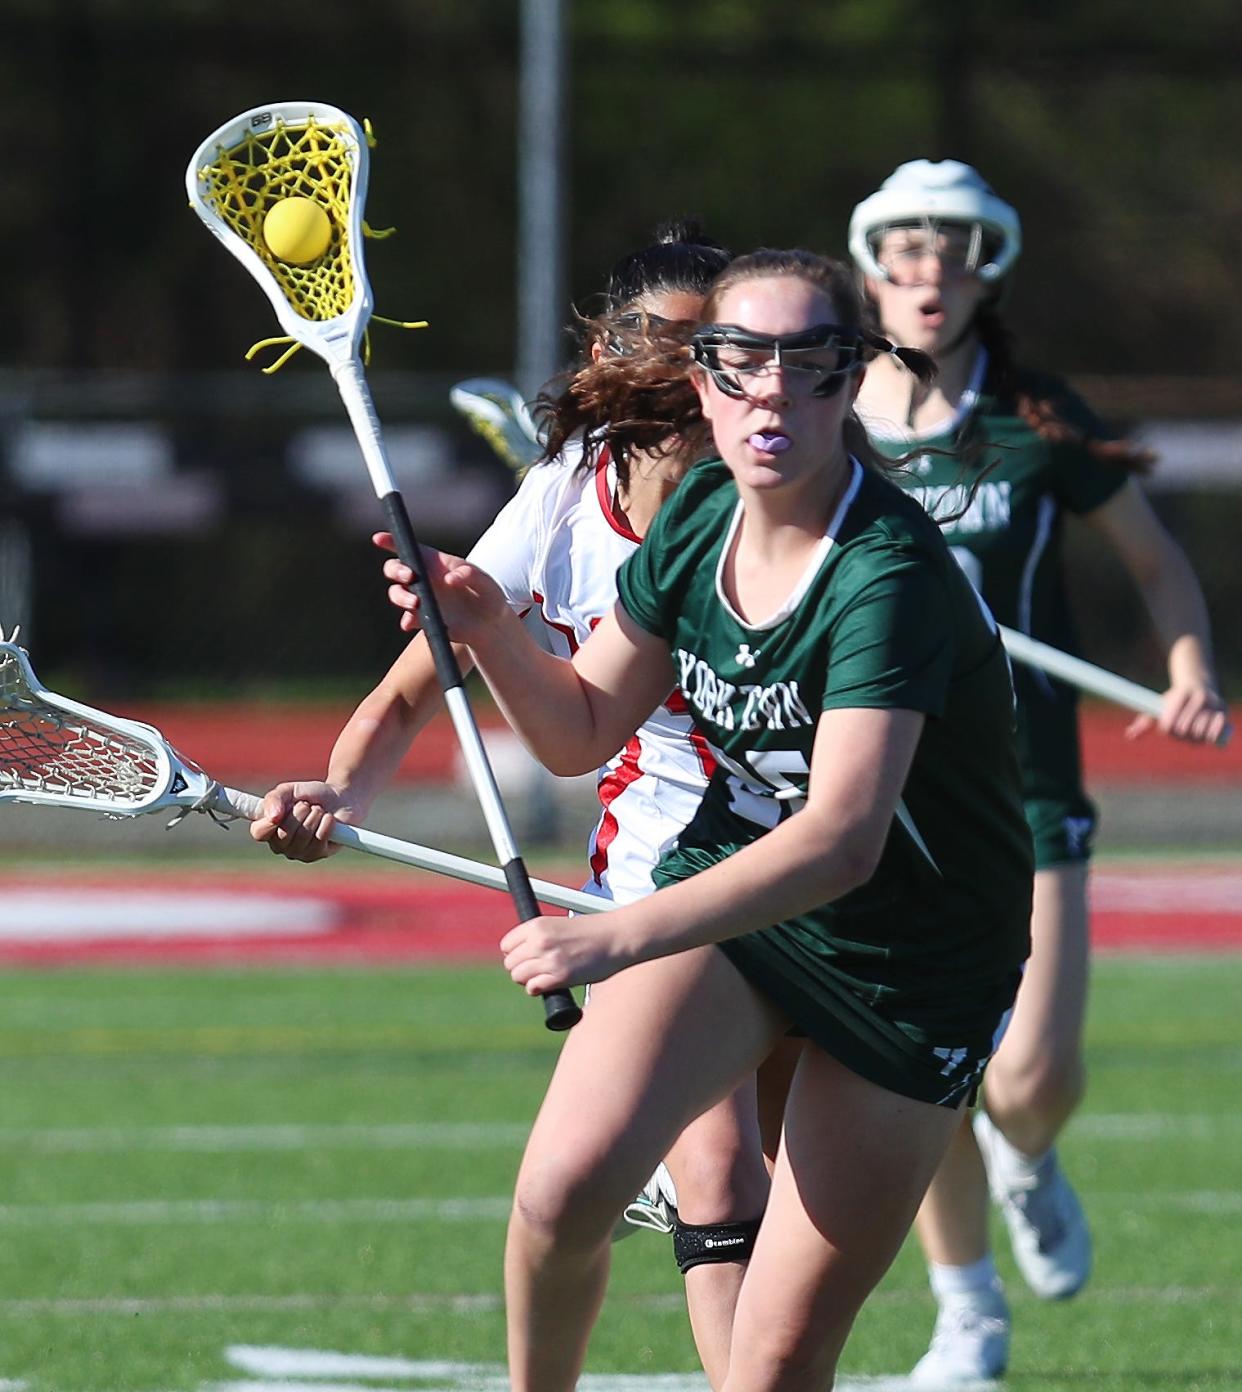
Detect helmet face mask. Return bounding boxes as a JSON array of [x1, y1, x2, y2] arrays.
[[692, 323, 867, 399], [868, 218, 1004, 286], [849, 160, 1021, 285]]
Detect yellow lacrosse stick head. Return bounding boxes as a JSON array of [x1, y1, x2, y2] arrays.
[[186, 102, 374, 367]]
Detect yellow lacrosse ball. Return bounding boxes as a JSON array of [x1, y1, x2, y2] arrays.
[[262, 197, 333, 264]]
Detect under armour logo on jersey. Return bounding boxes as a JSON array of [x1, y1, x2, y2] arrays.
[[734, 643, 760, 669]]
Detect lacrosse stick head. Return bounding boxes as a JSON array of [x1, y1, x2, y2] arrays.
[[450, 378, 544, 476], [186, 102, 374, 368], [0, 641, 212, 816]]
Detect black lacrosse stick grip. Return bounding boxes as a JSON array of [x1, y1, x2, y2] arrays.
[[380, 493, 582, 1032]]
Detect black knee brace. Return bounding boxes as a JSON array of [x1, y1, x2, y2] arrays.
[[672, 1215, 762, 1274]]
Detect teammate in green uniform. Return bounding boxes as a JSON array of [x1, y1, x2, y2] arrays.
[[850, 159, 1231, 1385], [382, 249, 1034, 1391]]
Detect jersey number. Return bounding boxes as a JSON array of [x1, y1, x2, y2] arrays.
[[710, 746, 812, 830]]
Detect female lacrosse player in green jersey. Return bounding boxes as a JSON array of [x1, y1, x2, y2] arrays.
[[381, 249, 1034, 1392], [254, 222, 793, 1388], [850, 159, 1230, 1385]]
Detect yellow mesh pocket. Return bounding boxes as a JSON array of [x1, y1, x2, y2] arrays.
[[195, 116, 356, 322]]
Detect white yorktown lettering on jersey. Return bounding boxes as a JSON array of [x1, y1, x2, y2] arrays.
[[677, 648, 738, 729], [909, 478, 1012, 533], [677, 647, 814, 734], [738, 680, 814, 733]]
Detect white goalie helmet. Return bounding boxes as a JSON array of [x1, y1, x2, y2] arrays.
[[849, 159, 1022, 284]]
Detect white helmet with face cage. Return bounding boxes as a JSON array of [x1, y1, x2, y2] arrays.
[[849, 159, 1022, 284]]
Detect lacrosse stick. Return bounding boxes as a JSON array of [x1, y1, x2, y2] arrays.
[[184, 103, 580, 1028], [450, 378, 544, 476], [999, 625, 1231, 746], [0, 639, 607, 917]]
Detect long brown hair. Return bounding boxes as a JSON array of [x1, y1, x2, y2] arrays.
[[532, 219, 731, 488], [974, 302, 1154, 472], [536, 249, 936, 477]]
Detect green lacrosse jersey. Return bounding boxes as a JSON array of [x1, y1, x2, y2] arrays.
[[867, 351, 1132, 865], [616, 456, 1033, 1105]]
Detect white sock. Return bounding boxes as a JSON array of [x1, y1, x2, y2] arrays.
[[928, 1255, 1003, 1302], [979, 1109, 1051, 1180]]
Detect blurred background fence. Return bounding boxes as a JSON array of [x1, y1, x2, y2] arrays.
[[1, 1, 1240, 700]]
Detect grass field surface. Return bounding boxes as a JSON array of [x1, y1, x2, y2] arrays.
[[0, 947, 1239, 1391]]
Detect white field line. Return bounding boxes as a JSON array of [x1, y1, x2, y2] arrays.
[[1, 1112, 1237, 1155], [2, 1280, 1230, 1325], [0, 889, 335, 940], [0, 1121, 531, 1153], [228, 1348, 502, 1378], [2, 1187, 1239, 1231], [216, 1347, 984, 1392], [1073, 1113, 1242, 1139], [204, 1384, 457, 1392], [0, 1197, 511, 1227], [1, 1284, 1235, 1322], [1090, 871, 1242, 913], [197, 1382, 978, 1392]]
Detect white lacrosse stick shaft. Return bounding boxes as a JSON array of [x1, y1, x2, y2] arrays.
[[213, 784, 605, 916], [999, 624, 1231, 746], [187, 104, 581, 1029]]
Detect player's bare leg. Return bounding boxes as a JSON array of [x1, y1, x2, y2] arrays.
[[662, 1079, 768, 1389], [914, 1110, 991, 1266], [984, 863, 1090, 1152], [756, 1036, 803, 1170], [504, 947, 786, 1392], [975, 861, 1092, 1300], [722, 1046, 961, 1391], [909, 865, 1091, 1379]]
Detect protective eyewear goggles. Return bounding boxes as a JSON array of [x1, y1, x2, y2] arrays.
[[870, 218, 1002, 284], [605, 311, 680, 356], [691, 323, 867, 399]]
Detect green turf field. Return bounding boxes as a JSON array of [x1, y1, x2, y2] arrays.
[[0, 956, 1239, 1391]]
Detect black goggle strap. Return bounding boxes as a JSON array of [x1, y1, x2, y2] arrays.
[[691, 323, 867, 399]]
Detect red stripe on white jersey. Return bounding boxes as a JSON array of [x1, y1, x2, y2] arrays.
[[663, 687, 717, 780], [531, 589, 580, 655], [589, 735, 645, 886]]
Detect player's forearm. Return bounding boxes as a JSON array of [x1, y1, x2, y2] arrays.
[[325, 635, 474, 811], [616, 807, 882, 962], [1136, 543, 1220, 687], [469, 613, 617, 777]]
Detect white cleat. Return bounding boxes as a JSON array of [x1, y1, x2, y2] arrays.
[[613, 1161, 678, 1240], [909, 1287, 1010, 1387], [974, 1109, 1092, 1300]]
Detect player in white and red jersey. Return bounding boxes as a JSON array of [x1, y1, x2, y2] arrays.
[[252, 222, 776, 1390], [469, 440, 716, 908]]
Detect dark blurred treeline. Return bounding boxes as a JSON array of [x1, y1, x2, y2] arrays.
[[2, 0, 1240, 381], [1, 0, 1240, 698]]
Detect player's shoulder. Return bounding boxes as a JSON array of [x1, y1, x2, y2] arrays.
[[661, 457, 735, 526], [505, 440, 593, 515], [845, 464, 949, 556]]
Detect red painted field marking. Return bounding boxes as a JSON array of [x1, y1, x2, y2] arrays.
[[0, 862, 1238, 965], [112, 702, 1239, 787]]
